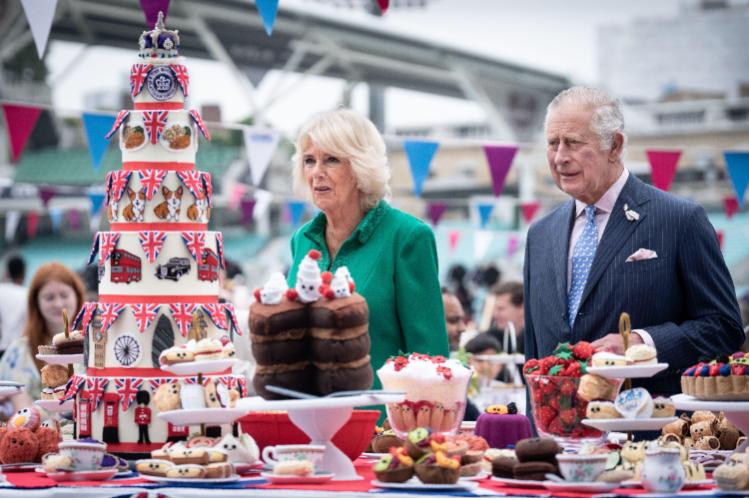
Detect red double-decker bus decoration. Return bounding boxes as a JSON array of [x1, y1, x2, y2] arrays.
[[197, 248, 219, 282], [110, 249, 142, 284]]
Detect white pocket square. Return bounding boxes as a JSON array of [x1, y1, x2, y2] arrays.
[[626, 248, 658, 262]]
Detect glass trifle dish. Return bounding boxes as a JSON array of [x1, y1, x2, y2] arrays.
[[378, 354, 473, 437]]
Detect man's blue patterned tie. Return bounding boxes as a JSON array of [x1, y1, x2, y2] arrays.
[[568, 205, 598, 328]]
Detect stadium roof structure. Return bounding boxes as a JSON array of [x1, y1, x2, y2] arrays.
[[0, 0, 570, 140]]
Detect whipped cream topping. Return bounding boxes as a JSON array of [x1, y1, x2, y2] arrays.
[[377, 354, 472, 405]]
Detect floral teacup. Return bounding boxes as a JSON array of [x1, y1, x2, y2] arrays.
[[58, 439, 107, 471], [556, 454, 608, 483]]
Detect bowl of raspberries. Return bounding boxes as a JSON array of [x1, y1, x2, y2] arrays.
[[524, 341, 622, 441]]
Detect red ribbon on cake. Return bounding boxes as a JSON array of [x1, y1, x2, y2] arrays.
[[98, 295, 219, 304], [134, 102, 184, 110], [110, 223, 207, 231]]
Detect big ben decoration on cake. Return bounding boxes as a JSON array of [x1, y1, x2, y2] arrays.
[[66, 13, 247, 458]]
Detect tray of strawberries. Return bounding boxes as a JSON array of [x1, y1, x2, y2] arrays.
[[524, 342, 623, 440]]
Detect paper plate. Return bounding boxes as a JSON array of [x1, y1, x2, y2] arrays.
[[371, 478, 477, 491], [47, 468, 118, 482], [586, 363, 668, 379], [581, 416, 678, 432], [261, 472, 334, 484], [622, 479, 713, 489], [489, 476, 546, 488]]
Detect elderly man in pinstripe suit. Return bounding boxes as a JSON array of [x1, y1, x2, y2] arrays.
[[524, 87, 744, 396]]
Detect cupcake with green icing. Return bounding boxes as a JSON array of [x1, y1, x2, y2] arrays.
[[405, 427, 433, 460], [373, 446, 415, 483]]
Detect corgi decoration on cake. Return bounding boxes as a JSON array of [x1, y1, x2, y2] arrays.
[[123, 187, 146, 222], [187, 195, 210, 222], [108, 195, 119, 222], [154, 185, 184, 222]]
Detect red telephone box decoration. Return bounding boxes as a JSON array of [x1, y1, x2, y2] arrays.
[[77, 390, 92, 438]]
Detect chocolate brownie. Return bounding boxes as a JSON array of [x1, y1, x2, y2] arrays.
[[515, 437, 561, 463], [513, 461, 557, 481], [491, 456, 518, 478]]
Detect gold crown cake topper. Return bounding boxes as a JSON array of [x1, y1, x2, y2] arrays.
[[138, 11, 180, 58]]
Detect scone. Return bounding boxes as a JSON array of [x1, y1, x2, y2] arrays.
[[154, 383, 182, 411], [714, 460, 749, 490], [41, 364, 69, 388], [273, 460, 314, 476], [577, 374, 618, 401], [586, 401, 622, 419], [625, 344, 657, 365], [167, 464, 207, 479], [136, 459, 173, 477]]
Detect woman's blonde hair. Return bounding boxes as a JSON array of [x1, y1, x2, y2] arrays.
[[24, 262, 85, 372], [292, 109, 391, 212]]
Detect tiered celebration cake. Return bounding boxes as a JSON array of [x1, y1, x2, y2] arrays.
[[67, 14, 247, 458]]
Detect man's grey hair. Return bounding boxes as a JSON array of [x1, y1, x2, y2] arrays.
[[545, 86, 627, 159]]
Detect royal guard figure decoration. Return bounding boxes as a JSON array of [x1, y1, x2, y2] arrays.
[[134, 390, 152, 444]]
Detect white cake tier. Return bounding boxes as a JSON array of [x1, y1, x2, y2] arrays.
[[73, 372, 247, 452], [95, 231, 222, 298], [82, 301, 239, 369], [107, 170, 211, 228], [377, 354, 473, 406], [121, 110, 197, 167], [132, 56, 187, 107]]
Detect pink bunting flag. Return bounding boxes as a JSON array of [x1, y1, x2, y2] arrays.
[[646, 149, 681, 191], [483, 145, 518, 197], [377, 0, 389, 13], [507, 234, 521, 258], [520, 201, 541, 224], [240, 198, 256, 225], [68, 209, 80, 232], [27, 212, 39, 239], [724, 196, 739, 219], [716, 230, 725, 251], [229, 184, 246, 211], [427, 202, 448, 226], [1, 104, 42, 163], [448, 230, 461, 253]]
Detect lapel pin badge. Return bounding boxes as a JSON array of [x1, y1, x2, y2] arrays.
[[623, 204, 640, 222]]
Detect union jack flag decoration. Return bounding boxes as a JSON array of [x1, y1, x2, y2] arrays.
[[87, 233, 100, 265], [188, 109, 211, 140], [73, 302, 99, 332], [138, 231, 167, 264], [176, 171, 205, 200], [170, 64, 190, 96], [110, 171, 133, 204], [138, 170, 168, 201], [180, 231, 205, 265], [130, 63, 153, 98], [62, 375, 85, 402], [131, 303, 161, 333], [202, 303, 228, 330], [86, 377, 109, 410], [99, 303, 125, 332], [201, 172, 213, 207], [218, 376, 232, 388], [149, 378, 178, 391], [114, 377, 143, 411], [224, 304, 242, 336], [169, 303, 197, 338], [182, 376, 199, 385], [98, 232, 121, 266], [143, 110, 169, 144], [105, 110, 130, 140], [215, 233, 226, 269]]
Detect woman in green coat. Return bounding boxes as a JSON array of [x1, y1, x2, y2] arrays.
[[288, 109, 449, 389]]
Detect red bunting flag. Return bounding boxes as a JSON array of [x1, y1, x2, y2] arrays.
[[377, 0, 389, 14], [646, 149, 681, 191], [39, 187, 56, 208], [1, 104, 42, 162], [724, 196, 739, 219], [520, 201, 541, 224], [27, 211, 40, 239]]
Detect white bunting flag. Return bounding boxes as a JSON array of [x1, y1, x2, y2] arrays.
[[20, 0, 59, 59], [243, 127, 280, 186], [473, 230, 494, 261]]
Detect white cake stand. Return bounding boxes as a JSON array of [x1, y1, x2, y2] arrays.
[[0, 381, 24, 398], [236, 393, 405, 481], [673, 393, 749, 452]]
